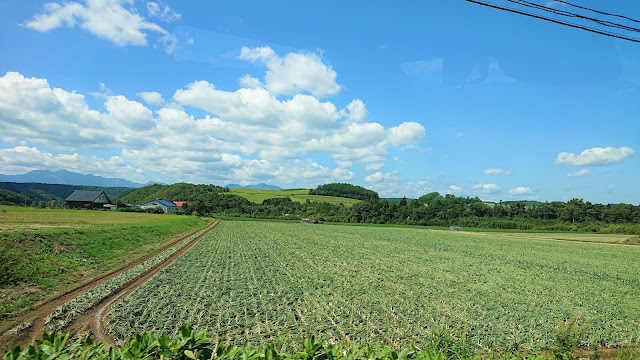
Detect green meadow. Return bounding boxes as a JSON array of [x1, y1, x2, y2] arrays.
[[226, 188, 361, 206]]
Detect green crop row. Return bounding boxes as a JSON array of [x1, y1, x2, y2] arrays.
[[106, 221, 640, 353], [42, 221, 217, 332]]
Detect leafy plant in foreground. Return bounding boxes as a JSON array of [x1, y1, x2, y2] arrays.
[[4, 325, 590, 360], [552, 314, 588, 359]]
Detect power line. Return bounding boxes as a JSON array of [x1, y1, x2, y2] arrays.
[[550, 0, 640, 24], [464, 0, 640, 43], [506, 0, 640, 33]]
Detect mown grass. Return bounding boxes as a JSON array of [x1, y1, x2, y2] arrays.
[[0, 205, 166, 228], [0, 206, 208, 320], [226, 188, 361, 206]]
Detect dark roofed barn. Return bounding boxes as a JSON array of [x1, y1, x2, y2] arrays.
[[65, 190, 112, 209]]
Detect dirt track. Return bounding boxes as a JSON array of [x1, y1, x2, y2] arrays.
[[69, 220, 220, 343], [0, 220, 218, 349]]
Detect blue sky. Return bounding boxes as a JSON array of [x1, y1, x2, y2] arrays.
[[0, 0, 638, 203]]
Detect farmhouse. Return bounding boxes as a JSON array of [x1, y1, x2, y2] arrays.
[[65, 190, 112, 209], [140, 199, 177, 214]]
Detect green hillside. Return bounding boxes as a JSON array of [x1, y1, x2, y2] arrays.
[[0, 182, 134, 205], [119, 183, 361, 211], [309, 182, 378, 200], [0, 188, 32, 206], [227, 188, 361, 206], [118, 183, 228, 204]]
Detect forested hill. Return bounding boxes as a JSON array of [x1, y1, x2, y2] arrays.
[[0, 188, 33, 206], [0, 182, 135, 206], [118, 183, 229, 204], [309, 183, 379, 200]]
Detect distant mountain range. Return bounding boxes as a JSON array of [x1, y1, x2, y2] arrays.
[[0, 170, 150, 188], [0, 170, 283, 191], [225, 183, 282, 190]]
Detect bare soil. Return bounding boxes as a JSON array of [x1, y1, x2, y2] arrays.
[[0, 221, 217, 350]]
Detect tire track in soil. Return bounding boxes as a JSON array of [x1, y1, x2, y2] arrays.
[[74, 220, 220, 344], [0, 220, 218, 349]]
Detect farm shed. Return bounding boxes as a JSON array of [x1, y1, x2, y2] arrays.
[[450, 226, 463, 231], [140, 199, 178, 214], [65, 190, 112, 209], [172, 201, 187, 209]]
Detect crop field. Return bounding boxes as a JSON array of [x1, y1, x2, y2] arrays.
[[226, 188, 361, 206], [107, 221, 640, 351]]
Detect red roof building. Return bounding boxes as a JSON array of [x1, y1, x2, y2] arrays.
[[173, 201, 187, 208]]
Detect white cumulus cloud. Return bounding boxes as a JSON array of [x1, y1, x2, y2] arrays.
[[0, 146, 145, 181], [365, 174, 435, 198], [146, 2, 181, 22], [137, 91, 164, 106], [365, 172, 385, 183], [567, 169, 590, 177], [239, 46, 341, 98], [388, 122, 426, 146], [23, 0, 179, 54], [0, 47, 425, 187], [0, 72, 105, 149], [555, 146, 634, 166], [345, 99, 368, 123], [483, 168, 511, 175], [473, 183, 501, 193], [105, 95, 156, 131], [510, 186, 533, 196]]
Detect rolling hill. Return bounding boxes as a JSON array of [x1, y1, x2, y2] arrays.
[[226, 188, 362, 206]]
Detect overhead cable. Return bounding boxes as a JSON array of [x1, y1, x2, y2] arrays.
[[464, 0, 640, 43], [549, 0, 640, 24]]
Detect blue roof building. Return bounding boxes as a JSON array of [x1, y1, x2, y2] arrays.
[[139, 199, 178, 214]]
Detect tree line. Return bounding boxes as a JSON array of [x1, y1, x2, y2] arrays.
[[309, 183, 379, 200], [177, 190, 639, 234], [3, 180, 637, 234]]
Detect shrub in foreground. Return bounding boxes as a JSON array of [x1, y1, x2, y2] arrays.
[[4, 325, 607, 360]]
